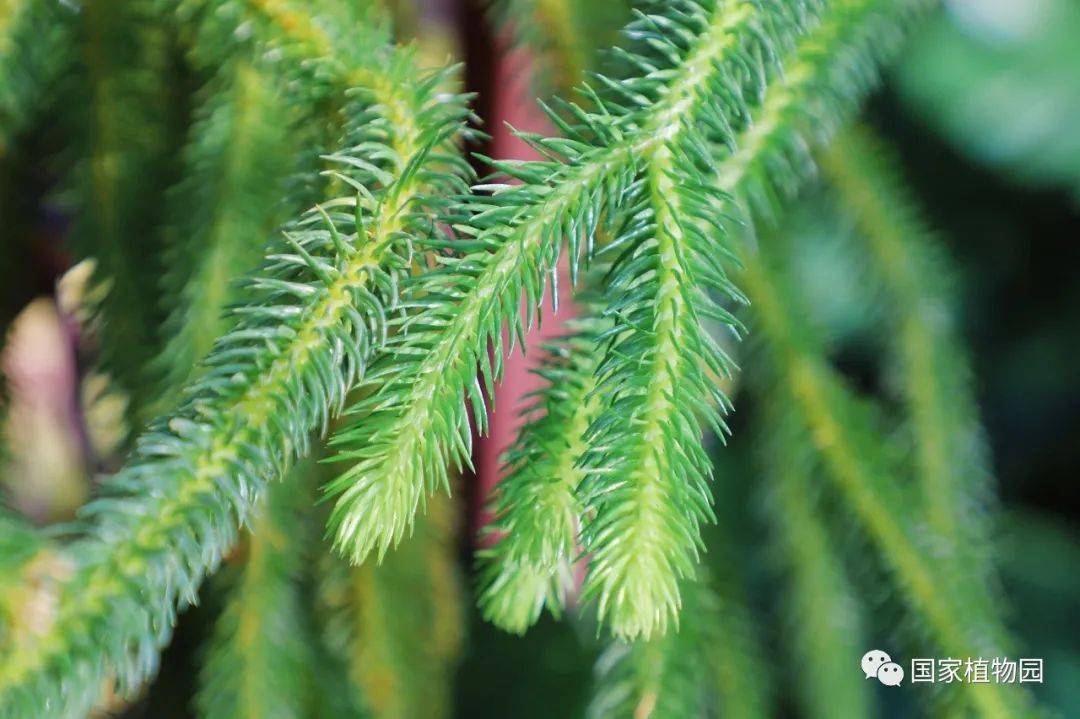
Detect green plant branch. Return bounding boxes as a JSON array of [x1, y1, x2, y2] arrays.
[[0, 24, 471, 716], [822, 127, 995, 578], [712, 0, 936, 208], [574, 0, 937, 638], [151, 57, 296, 413], [577, 137, 741, 638], [741, 249, 1039, 719], [326, 0, 811, 593], [758, 406, 873, 719], [0, 0, 74, 156], [71, 0, 181, 413], [196, 468, 311, 719], [478, 329, 601, 633], [319, 493, 464, 719]]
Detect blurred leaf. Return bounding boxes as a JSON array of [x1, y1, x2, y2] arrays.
[[896, 0, 1080, 199]]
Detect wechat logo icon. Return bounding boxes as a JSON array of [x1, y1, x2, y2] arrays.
[[862, 649, 904, 686]]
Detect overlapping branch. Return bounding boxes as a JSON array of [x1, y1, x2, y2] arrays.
[[741, 247, 1037, 719], [328, 0, 817, 638], [822, 127, 995, 579], [475, 0, 937, 639], [0, 9, 471, 715]]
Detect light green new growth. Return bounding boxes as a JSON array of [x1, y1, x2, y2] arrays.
[[479, 330, 601, 633], [576, 147, 738, 638]]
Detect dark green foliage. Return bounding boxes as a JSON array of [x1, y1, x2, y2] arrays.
[[65, 0, 188, 413], [0, 0, 75, 154]]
